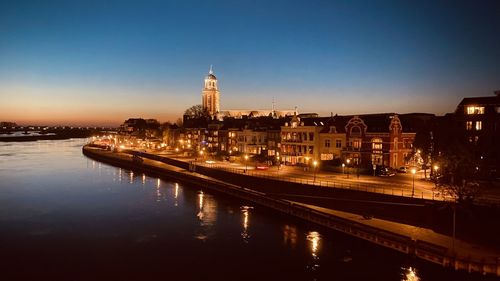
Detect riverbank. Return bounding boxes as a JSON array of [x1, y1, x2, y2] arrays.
[[82, 145, 500, 276], [0, 129, 111, 142]]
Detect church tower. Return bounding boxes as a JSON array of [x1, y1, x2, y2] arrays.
[[201, 65, 220, 117]]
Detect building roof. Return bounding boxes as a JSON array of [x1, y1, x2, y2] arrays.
[[206, 73, 217, 80], [457, 96, 500, 107]]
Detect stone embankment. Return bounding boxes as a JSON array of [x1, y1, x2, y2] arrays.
[[82, 145, 500, 276]]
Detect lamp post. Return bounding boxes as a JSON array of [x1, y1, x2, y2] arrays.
[[433, 165, 439, 179], [313, 160, 318, 184], [244, 155, 248, 173], [199, 150, 203, 164], [346, 159, 351, 179], [277, 156, 280, 170], [411, 168, 416, 197], [342, 163, 345, 176]]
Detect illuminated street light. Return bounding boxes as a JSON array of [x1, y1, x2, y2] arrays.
[[411, 168, 416, 197], [346, 159, 351, 179], [342, 163, 345, 175], [244, 155, 249, 173], [313, 160, 318, 184], [276, 156, 280, 170]]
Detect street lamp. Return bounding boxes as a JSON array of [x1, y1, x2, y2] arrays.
[[411, 168, 416, 197], [342, 163, 345, 176], [199, 150, 204, 164], [244, 155, 249, 173], [346, 159, 351, 179], [276, 156, 280, 170], [313, 160, 318, 184]]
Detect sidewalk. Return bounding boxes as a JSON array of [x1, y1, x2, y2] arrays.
[[292, 201, 500, 261]]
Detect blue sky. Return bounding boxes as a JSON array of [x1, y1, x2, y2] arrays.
[[1, 0, 499, 125]]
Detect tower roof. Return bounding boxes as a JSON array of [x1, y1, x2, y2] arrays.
[[206, 65, 217, 80]]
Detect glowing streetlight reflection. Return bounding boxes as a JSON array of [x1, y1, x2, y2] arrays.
[[307, 231, 320, 257], [241, 206, 252, 241], [402, 267, 420, 281], [156, 178, 161, 201]]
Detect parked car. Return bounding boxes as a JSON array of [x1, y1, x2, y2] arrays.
[[255, 163, 269, 170], [377, 166, 396, 177], [397, 166, 408, 173]]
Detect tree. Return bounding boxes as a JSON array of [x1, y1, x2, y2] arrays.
[[433, 140, 482, 204], [184, 104, 208, 118]]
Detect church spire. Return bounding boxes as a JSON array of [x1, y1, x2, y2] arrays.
[[209, 65, 213, 75]]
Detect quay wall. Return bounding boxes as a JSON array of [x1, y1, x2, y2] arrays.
[[82, 146, 500, 276]]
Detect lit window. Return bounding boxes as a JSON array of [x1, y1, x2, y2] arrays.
[[353, 139, 361, 149], [466, 106, 485, 115], [466, 121, 473, 130], [475, 121, 482, 131], [372, 138, 382, 150]]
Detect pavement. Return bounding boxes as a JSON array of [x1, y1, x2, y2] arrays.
[[152, 150, 445, 201], [133, 148, 500, 204], [292, 201, 500, 261]]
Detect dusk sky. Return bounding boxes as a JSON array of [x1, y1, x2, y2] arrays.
[[1, 0, 499, 126]]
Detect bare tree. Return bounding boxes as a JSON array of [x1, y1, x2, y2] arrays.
[[184, 104, 208, 118]]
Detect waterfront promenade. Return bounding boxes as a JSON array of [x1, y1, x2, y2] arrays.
[[83, 145, 500, 276]]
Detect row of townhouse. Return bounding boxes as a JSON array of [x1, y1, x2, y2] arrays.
[[177, 112, 432, 168]]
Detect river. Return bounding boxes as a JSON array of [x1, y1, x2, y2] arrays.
[[0, 139, 494, 280]]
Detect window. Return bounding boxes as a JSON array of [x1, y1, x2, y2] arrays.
[[466, 106, 485, 115], [353, 139, 361, 149], [309, 133, 314, 141], [475, 121, 482, 131], [372, 138, 382, 150], [350, 126, 361, 136], [309, 146, 314, 154], [371, 153, 382, 165], [336, 139, 342, 148], [325, 139, 331, 148], [466, 121, 473, 130]]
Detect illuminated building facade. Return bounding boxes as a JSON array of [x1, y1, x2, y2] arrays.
[[201, 66, 220, 117]]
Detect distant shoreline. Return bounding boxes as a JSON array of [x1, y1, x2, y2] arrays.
[[0, 134, 85, 142], [0, 130, 111, 142]]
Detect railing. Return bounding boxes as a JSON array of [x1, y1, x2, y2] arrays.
[[198, 162, 449, 202]]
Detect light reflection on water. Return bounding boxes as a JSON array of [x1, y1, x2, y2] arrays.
[[0, 139, 486, 281], [241, 206, 253, 242], [402, 266, 420, 281]]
